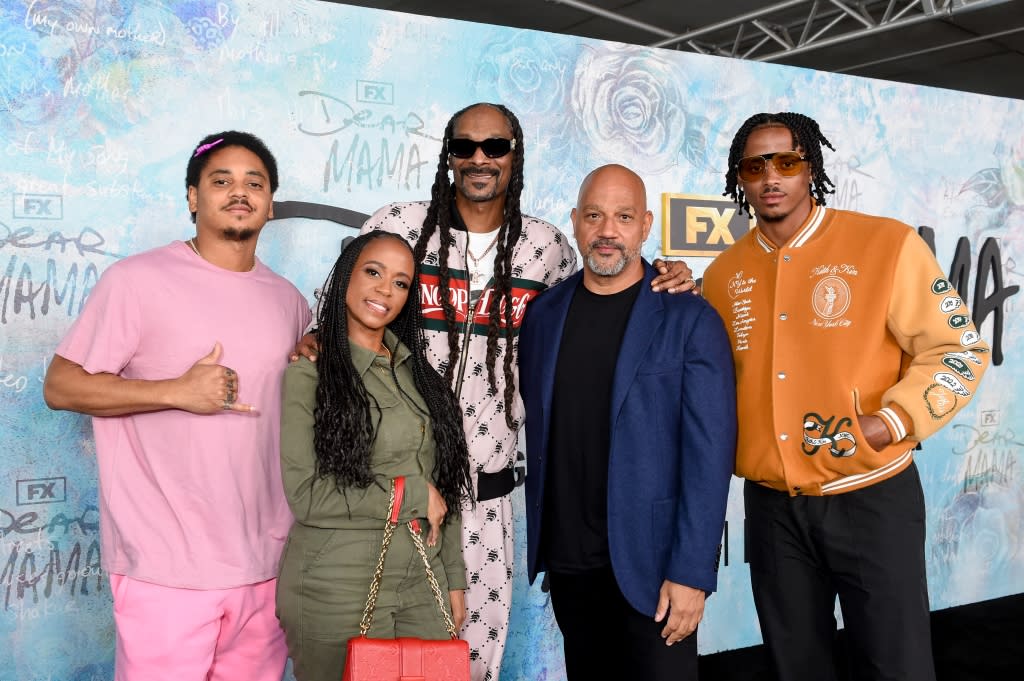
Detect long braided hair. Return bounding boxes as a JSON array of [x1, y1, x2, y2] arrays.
[[313, 231, 473, 516], [414, 102, 526, 430], [724, 112, 836, 216]]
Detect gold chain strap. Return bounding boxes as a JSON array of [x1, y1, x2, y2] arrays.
[[406, 521, 458, 638], [357, 482, 398, 636], [357, 480, 458, 639]]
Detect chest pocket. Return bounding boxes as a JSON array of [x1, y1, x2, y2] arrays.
[[368, 387, 401, 410], [368, 371, 431, 471], [637, 360, 685, 376]]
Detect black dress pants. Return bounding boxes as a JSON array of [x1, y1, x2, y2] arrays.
[[744, 463, 936, 681], [548, 566, 698, 681]]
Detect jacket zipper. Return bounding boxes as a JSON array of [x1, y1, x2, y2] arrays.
[[453, 231, 476, 402]]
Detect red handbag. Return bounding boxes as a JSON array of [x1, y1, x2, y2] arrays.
[[343, 476, 470, 681]]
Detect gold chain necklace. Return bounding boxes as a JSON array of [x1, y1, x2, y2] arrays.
[[186, 237, 255, 272], [466, 230, 500, 265], [464, 230, 500, 286], [375, 342, 393, 380]]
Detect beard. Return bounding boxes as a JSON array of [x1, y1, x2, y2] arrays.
[[456, 166, 503, 203], [584, 239, 639, 277], [215, 199, 260, 241], [222, 227, 258, 242]]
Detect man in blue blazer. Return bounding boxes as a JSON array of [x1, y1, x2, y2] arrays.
[[518, 164, 737, 680]]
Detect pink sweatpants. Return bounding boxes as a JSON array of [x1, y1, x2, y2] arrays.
[[111, 574, 287, 681]]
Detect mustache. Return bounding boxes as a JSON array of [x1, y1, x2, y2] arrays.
[[460, 165, 498, 176], [224, 198, 252, 209], [587, 238, 626, 253]]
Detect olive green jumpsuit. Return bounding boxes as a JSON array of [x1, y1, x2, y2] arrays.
[[277, 331, 465, 681]]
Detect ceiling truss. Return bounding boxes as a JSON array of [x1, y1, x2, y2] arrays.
[[547, 0, 1017, 63]]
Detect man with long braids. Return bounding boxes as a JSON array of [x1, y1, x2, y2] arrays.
[[44, 131, 310, 681], [701, 112, 990, 681], [297, 102, 695, 681]]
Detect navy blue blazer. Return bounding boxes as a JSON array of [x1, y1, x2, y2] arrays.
[[518, 262, 737, 617]]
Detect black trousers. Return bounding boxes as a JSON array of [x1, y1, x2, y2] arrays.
[[744, 463, 936, 681], [547, 566, 698, 681]]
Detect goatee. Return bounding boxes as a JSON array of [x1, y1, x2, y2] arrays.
[[223, 228, 257, 242]]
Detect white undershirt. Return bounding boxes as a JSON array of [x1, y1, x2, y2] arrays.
[[466, 228, 500, 292]]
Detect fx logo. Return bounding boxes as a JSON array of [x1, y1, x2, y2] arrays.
[[356, 80, 394, 105], [661, 194, 753, 257], [14, 193, 63, 220], [17, 477, 67, 505]]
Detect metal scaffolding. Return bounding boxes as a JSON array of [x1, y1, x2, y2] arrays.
[[547, 0, 1017, 62]]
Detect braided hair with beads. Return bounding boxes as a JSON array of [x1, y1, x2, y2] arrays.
[[312, 231, 473, 517], [724, 112, 837, 217], [414, 102, 526, 430]]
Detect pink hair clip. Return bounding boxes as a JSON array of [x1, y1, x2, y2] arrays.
[[193, 138, 224, 158]]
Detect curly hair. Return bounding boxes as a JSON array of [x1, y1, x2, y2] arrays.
[[723, 112, 836, 217], [184, 130, 279, 224], [313, 231, 473, 516], [413, 102, 526, 430]]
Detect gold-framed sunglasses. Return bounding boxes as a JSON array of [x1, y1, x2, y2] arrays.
[[736, 151, 808, 182]]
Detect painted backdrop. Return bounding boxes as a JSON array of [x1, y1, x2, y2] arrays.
[[1, 1, 1021, 680]]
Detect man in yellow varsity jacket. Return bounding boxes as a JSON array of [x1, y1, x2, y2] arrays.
[[702, 112, 990, 681]]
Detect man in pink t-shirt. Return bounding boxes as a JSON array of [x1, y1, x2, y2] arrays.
[[44, 131, 310, 681]]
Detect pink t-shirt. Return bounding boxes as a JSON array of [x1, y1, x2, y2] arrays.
[[56, 242, 311, 589]]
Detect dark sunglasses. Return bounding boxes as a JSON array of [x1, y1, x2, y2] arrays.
[[736, 151, 808, 182], [446, 137, 516, 159]]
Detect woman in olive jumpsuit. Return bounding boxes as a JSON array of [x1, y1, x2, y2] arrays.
[[277, 232, 473, 681]]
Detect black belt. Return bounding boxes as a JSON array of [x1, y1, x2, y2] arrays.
[[477, 467, 516, 502]]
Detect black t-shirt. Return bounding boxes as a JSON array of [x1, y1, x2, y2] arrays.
[[541, 278, 641, 573]]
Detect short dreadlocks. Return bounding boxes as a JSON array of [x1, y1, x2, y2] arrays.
[[723, 112, 836, 217]]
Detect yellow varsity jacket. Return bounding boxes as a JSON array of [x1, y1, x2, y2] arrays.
[[703, 204, 989, 496]]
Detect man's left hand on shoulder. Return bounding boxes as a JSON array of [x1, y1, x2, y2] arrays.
[[651, 259, 698, 294], [654, 580, 706, 645]]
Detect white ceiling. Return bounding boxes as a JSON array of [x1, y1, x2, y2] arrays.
[[325, 0, 1024, 100]]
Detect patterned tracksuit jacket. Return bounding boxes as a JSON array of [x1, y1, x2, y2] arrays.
[[362, 201, 577, 680]]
